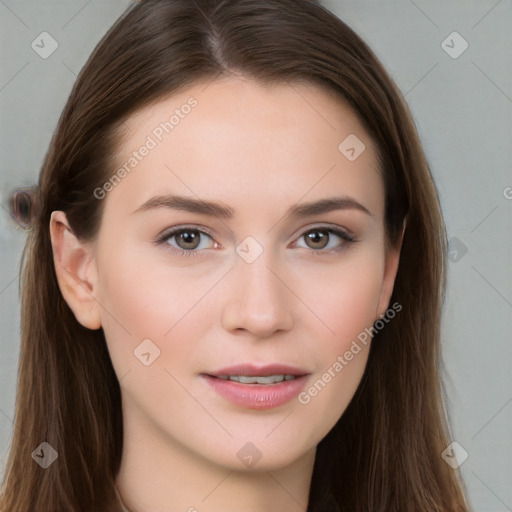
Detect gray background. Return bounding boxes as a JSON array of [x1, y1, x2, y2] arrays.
[[1, 1, 511, 510]]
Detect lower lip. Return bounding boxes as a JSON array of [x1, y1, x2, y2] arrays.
[[201, 374, 309, 410]]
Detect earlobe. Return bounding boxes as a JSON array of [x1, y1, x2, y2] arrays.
[[49, 211, 102, 330]]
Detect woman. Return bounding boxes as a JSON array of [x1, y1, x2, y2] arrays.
[[1, 0, 471, 510]]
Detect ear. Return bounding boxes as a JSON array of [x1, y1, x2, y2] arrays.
[[375, 218, 406, 320], [49, 211, 102, 330]]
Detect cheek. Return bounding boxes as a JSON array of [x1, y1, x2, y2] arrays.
[[94, 240, 214, 373], [320, 271, 382, 336], [290, 251, 384, 432], [293, 248, 385, 341]]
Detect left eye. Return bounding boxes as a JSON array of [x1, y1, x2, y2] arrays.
[[295, 228, 354, 251]]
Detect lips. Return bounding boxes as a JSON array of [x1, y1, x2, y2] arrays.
[[200, 363, 311, 410], [204, 363, 309, 378]]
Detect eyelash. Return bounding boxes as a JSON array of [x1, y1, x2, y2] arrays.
[[155, 225, 357, 258]]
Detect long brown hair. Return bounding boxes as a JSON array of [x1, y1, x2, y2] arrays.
[[1, 0, 472, 510]]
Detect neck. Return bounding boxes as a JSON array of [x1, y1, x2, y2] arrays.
[[114, 485, 131, 512]]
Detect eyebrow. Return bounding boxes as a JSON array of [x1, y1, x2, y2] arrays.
[[132, 194, 374, 219]]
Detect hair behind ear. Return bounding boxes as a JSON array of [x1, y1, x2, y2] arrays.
[[8, 186, 41, 229]]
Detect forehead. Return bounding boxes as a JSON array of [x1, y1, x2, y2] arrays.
[[105, 76, 384, 221]]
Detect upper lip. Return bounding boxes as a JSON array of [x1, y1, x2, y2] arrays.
[[204, 363, 310, 377]]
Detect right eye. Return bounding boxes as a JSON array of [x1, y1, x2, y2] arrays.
[[156, 226, 219, 255]]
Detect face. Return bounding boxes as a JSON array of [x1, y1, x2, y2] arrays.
[[82, 77, 400, 472]]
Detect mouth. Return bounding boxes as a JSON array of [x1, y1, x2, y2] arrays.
[[204, 362, 309, 379], [200, 363, 311, 410], [210, 374, 300, 384]]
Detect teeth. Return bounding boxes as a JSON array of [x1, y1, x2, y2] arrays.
[[216, 374, 297, 384]]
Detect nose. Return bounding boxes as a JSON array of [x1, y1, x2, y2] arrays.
[[220, 248, 294, 338]]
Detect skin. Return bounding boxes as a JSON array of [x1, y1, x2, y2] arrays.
[[50, 76, 403, 512]]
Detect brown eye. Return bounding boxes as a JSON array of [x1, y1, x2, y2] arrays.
[[304, 229, 330, 249], [157, 227, 216, 254], [295, 227, 356, 254], [173, 229, 202, 250]]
